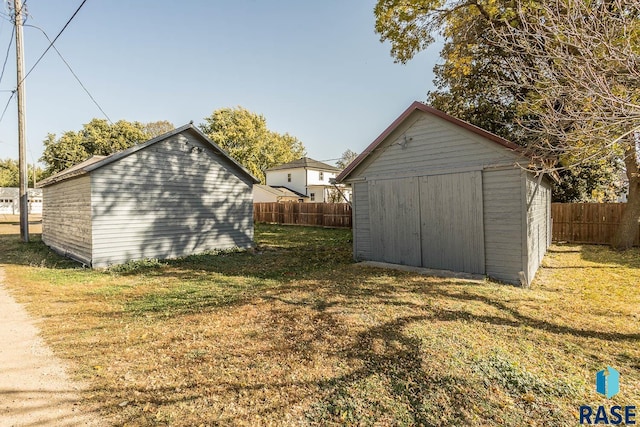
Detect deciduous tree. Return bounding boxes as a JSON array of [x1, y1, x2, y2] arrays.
[[199, 107, 306, 183], [41, 119, 170, 175], [336, 149, 359, 170], [0, 159, 44, 187], [374, 0, 626, 203], [374, 0, 639, 248], [485, 0, 640, 249]]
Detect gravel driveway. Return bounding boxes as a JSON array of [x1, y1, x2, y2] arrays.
[[0, 268, 104, 426]]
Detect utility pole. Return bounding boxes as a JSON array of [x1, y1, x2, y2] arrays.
[[14, 0, 28, 242]]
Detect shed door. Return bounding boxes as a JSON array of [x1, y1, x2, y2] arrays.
[[419, 171, 485, 274], [369, 177, 421, 266]]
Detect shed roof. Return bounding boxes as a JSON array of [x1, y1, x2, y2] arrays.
[[336, 102, 536, 183], [38, 124, 260, 187], [266, 157, 340, 172], [254, 184, 308, 199]]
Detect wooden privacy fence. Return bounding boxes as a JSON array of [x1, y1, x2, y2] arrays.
[[254, 202, 352, 228], [552, 203, 639, 245]]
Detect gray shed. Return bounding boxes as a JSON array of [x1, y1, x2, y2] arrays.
[[38, 124, 260, 267], [336, 102, 553, 286]]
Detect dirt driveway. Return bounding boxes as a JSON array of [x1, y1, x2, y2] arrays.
[[0, 268, 103, 426]]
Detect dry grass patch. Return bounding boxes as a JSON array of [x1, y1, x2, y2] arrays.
[[0, 224, 638, 426]]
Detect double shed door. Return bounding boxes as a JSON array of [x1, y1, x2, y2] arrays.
[[369, 171, 485, 274]]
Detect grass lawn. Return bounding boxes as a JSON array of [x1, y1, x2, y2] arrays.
[[0, 219, 638, 426]]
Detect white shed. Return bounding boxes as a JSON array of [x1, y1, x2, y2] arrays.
[[337, 102, 553, 286], [38, 124, 260, 267]]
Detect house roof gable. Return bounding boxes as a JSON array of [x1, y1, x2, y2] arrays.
[[336, 102, 530, 183], [266, 157, 340, 172], [38, 124, 260, 187]]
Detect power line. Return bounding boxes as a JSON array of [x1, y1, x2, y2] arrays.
[[0, 90, 15, 124], [18, 0, 87, 87], [0, 25, 14, 87], [25, 23, 112, 123], [0, 0, 89, 127]]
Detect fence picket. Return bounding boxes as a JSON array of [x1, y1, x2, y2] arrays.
[[254, 202, 352, 228], [551, 203, 639, 245], [255, 202, 637, 244]]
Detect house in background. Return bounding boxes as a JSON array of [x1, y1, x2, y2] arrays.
[[337, 101, 554, 286], [38, 124, 259, 267], [253, 184, 308, 203], [0, 188, 43, 215], [265, 157, 351, 202]]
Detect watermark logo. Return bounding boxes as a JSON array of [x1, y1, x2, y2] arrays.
[[579, 366, 637, 425], [596, 366, 620, 399]]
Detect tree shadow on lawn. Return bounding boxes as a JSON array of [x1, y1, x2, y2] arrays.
[[20, 258, 636, 424], [577, 243, 640, 268], [0, 234, 80, 269]]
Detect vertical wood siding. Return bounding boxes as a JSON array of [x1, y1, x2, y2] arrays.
[[482, 169, 524, 284], [369, 178, 421, 266], [352, 182, 371, 260], [90, 131, 254, 267], [41, 175, 92, 265], [419, 171, 485, 274], [526, 175, 552, 282]]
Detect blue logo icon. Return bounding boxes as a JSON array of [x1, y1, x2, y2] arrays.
[[596, 366, 620, 399]]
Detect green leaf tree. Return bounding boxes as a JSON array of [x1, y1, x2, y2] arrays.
[[199, 107, 306, 183], [143, 120, 175, 138], [0, 158, 45, 187], [374, 0, 625, 203], [374, 0, 639, 248], [41, 119, 174, 176]]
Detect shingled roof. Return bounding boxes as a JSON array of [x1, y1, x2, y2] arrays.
[[266, 157, 340, 172], [38, 124, 260, 187]]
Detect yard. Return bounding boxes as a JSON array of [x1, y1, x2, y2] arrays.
[[0, 218, 638, 426]]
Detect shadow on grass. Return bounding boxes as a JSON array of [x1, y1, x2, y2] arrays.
[[6, 225, 638, 424], [0, 234, 80, 269], [578, 244, 640, 268]]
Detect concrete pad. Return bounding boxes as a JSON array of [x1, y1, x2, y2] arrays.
[[356, 261, 485, 282]]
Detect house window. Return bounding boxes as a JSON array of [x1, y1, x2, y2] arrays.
[[319, 171, 324, 181], [287, 173, 291, 182], [310, 192, 315, 201]]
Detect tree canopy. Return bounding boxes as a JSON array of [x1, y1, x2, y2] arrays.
[[374, 0, 639, 248], [336, 149, 359, 170], [0, 158, 45, 187], [374, 0, 629, 203], [41, 119, 175, 176], [199, 107, 306, 183]]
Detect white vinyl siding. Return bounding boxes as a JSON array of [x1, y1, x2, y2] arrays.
[[90, 133, 253, 267], [266, 168, 306, 195]]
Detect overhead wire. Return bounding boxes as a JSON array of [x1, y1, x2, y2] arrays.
[[0, 2, 19, 126], [0, 0, 93, 127], [0, 25, 14, 87], [25, 23, 112, 123], [18, 0, 87, 88], [0, 90, 15, 123]]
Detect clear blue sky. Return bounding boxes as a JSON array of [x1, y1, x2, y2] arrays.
[[0, 0, 441, 166]]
